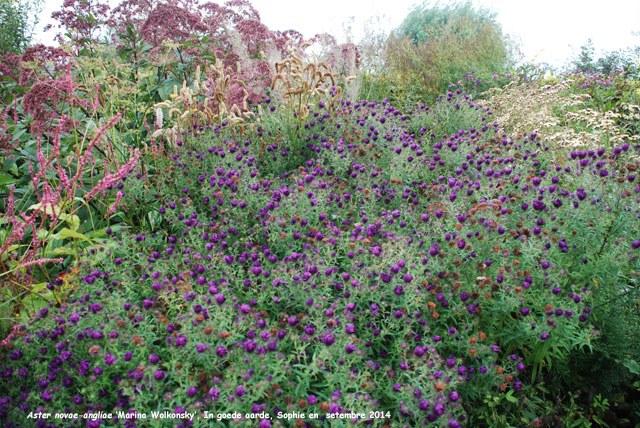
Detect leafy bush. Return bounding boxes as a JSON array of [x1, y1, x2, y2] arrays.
[[569, 38, 640, 79], [0, 0, 42, 54], [382, 0, 514, 108]]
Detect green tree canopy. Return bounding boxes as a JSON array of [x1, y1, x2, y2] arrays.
[[383, 0, 515, 107], [396, 0, 501, 46], [0, 0, 42, 54]]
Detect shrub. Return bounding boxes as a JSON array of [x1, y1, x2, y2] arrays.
[[0, 0, 42, 54], [383, 0, 514, 108], [409, 86, 491, 140], [568, 38, 640, 78]]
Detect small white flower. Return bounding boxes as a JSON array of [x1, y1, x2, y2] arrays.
[[155, 107, 163, 129]]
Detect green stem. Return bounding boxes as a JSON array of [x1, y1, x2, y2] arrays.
[[8, 279, 51, 304]]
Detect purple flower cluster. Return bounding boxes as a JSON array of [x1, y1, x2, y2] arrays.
[[1, 87, 639, 427]]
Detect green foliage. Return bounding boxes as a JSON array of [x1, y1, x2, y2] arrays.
[[572, 39, 598, 74], [357, 71, 395, 107], [569, 38, 640, 78], [409, 87, 489, 140], [396, 0, 497, 46], [0, 0, 42, 54], [560, 66, 640, 150], [382, 0, 514, 108]]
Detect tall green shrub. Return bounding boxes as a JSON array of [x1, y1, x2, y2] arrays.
[[0, 0, 42, 54], [386, 0, 514, 108]]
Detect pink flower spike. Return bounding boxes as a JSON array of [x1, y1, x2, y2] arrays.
[[105, 191, 125, 218], [91, 113, 121, 146], [6, 186, 15, 222], [0, 324, 21, 347], [93, 84, 101, 111], [36, 137, 46, 172], [85, 148, 140, 201], [0, 213, 33, 256], [2, 102, 10, 132], [16, 257, 64, 270], [28, 159, 40, 200], [73, 113, 121, 184]]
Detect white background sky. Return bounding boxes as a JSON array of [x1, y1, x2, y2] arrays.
[[32, 0, 640, 68]]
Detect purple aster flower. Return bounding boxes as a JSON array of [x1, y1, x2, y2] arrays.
[[175, 335, 187, 347], [323, 334, 335, 346], [235, 385, 246, 396], [216, 346, 228, 357], [533, 200, 546, 211], [104, 353, 117, 366], [209, 387, 220, 401]]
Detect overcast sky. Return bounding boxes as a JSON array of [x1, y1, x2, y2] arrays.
[[32, 0, 640, 68]]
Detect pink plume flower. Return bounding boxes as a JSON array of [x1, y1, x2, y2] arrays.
[[105, 191, 125, 218], [84, 148, 140, 200]]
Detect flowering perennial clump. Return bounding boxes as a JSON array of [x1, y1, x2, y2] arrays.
[[1, 77, 639, 428]]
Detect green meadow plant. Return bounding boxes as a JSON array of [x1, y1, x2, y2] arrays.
[[257, 40, 352, 176], [408, 86, 490, 141]]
